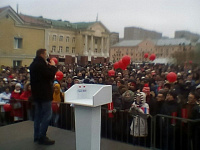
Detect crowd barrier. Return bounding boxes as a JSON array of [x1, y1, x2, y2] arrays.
[[0, 100, 200, 150]]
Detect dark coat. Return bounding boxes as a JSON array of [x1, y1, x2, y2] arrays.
[[161, 100, 181, 117], [30, 56, 57, 102]]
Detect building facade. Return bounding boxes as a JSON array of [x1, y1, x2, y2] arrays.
[[110, 32, 119, 46], [110, 38, 194, 63], [0, 6, 45, 67], [175, 30, 200, 42], [0, 6, 110, 67], [124, 27, 162, 40]]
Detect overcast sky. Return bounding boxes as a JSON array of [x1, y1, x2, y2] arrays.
[[1, 0, 200, 38]]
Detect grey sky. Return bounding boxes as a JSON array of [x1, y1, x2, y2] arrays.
[[1, 0, 200, 38]]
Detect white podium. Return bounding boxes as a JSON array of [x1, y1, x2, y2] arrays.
[[64, 84, 112, 150]]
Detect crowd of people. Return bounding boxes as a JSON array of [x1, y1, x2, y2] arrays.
[[0, 62, 200, 149]]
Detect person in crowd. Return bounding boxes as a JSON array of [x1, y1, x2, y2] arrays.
[[121, 90, 135, 142], [190, 97, 200, 150], [0, 86, 11, 102], [163, 83, 171, 92], [10, 83, 23, 122], [0, 86, 11, 125], [97, 77, 104, 84], [154, 90, 166, 114], [195, 84, 200, 103], [60, 83, 67, 92], [130, 92, 149, 145], [20, 82, 32, 120], [20, 82, 31, 100], [181, 91, 199, 150], [127, 79, 136, 92], [2, 61, 200, 148], [0, 80, 5, 93], [160, 90, 181, 150], [117, 79, 125, 88], [30, 48, 57, 145], [11, 83, 22, 100], [51, 83, 64, 127], [153, 89, 167, 148], [77, 72, 83, 80], [66, 76, 73, 90]]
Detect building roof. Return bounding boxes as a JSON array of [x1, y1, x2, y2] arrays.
[[19, 14, 48, 26], [112, 40, 142, 47], [18, 14, 100, 30], [155, 38, 191, 46], [196, 38, 200, 44], [0, 6, 110, 32], [0, 6, 9, 13], [72, 22, 96, 29], [112, 38, 192, 47], [19, 14, 74, 28]]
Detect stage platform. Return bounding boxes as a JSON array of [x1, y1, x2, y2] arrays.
[[0, 121, 150, 150]]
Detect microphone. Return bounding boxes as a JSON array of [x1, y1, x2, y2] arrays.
[[47, 58, 50, 63]]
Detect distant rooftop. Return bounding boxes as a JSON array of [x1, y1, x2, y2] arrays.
[[155, 38, 192, 46], [0, 6, 98, 30], [112, 40, 142, 47], [0, 5, 9, 13], [72, 22, 96, 29], [112, 38, 192, 47]]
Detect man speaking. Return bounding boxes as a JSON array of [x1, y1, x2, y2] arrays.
[[30, 49, 57, 145]]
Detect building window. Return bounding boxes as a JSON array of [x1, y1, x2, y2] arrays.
[[59, 46, 63, 53], [72, 47, 75, 53], [95, 48, 97, 53], [66, 36, 70, 42], [59, 36, 63, 41], [166, 49, 169, 56], [72, 37, 75, 43], [53, 35, 56, 41], [13, 60, 22, 68], [66, 47, 69, 53], [14, 38, 22, 49], [52, 46, 56, 52]]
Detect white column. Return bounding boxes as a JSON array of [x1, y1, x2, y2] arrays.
[[84, 34, 88, 55], [88, 35, 92, 61], [101, 37, 104, 56], [91, 35, 93, 53], [106, 37, 110, 57]]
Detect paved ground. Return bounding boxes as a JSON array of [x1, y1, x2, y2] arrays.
[[0, 121, 150, 150]]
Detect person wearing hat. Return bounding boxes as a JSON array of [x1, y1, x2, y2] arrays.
[[10, 83, 23, 122], [11, 83, 22, 100], [30, 49, 57, 145], [195, 84, 200, 103]]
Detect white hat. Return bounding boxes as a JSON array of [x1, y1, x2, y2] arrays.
[[15, 83, 21, 88], [196, 84, 200, 89]]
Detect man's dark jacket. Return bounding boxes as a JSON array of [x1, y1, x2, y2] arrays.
[[30, 56, 57, 102]]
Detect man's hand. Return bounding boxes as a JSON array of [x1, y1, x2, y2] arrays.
[[49, 59, 56, 66]]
